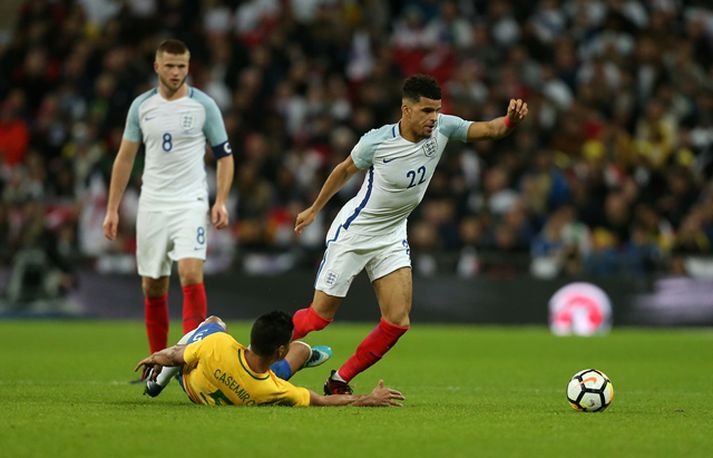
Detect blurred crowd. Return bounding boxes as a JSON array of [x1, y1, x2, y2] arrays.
[[1, 0, 713, 288]]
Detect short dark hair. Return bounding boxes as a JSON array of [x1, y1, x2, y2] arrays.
[[156, 39, 190, 57], [402, 74, 441, 102], [250, 310, 293, 357]]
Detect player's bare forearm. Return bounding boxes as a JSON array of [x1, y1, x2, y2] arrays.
[[308, 380, 405, 407], [103, 140, 139, 239], [309, 392, 366, 406], [106, 140, 140, 212], [295, 156, 360, 233], [487, 117, 514, 139], [466, 99, 528, 142], [211, 155, 234, 229], [214, 155, 234, 206], [310, 156, 360, 214], [145, 344, 186, 367], [134, 344, 187, 377]]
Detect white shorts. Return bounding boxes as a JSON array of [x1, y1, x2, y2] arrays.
[[136, 206, 209, 278], [314, 229, 411, 297]]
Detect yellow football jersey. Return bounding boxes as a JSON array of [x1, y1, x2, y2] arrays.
[[181, 332, 311, 406]]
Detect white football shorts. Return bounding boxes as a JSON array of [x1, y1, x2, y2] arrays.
[[314, 229, 411, 297], [136, 206, 209, 278]]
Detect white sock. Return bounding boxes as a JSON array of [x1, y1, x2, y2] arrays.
[[332, 370, 346, 383], [155, 328, 197, 386], [155, 366, 179, 386]]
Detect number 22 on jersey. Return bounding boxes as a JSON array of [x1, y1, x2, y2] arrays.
[[406, 165, 427, 188]]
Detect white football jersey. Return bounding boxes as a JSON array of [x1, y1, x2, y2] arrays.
[[328, 113, 471, 239], [123, 86, 231, 211]]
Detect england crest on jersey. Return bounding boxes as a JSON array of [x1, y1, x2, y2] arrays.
[[325, 271, 338, 286], [422, 137, 438, 157], [179, 111, 196, 131]]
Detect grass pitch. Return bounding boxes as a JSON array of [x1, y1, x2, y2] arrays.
[[0, 320, 711, 458]]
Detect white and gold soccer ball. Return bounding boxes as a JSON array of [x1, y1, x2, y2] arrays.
[[566, 369, 614, 412]]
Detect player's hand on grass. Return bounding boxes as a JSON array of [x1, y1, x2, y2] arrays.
[[211, 202, 229, 229], [103, 211, 119, 240], [295, 207, 316, 234], [360, 380, 405, 407], [134, 356, 162, 381], [506, 98, 528, 125]]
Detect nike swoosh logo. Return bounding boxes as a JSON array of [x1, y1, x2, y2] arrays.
[[383, 157, 397, 163], [581, 376, 598, 385], [144, 115, 157, 121]]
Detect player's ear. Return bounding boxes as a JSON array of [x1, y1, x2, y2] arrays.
[[275, 344, 288, 360], [153, 60, 159, 74]]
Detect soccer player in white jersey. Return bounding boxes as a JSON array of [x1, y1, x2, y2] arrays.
[[102, 39, 234, 355], [290, 74, 528, 394]]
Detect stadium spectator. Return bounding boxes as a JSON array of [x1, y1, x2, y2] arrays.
[[531, 203, 591, 279], [0, 0, 711, 283], [0, 96, 29, 168]]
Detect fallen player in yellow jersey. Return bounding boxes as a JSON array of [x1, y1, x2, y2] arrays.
[[134, 312, 405, 407]]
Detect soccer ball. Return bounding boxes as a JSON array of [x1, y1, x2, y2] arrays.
[[566, 369, 614, 412]]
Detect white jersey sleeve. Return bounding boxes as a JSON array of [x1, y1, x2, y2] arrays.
[[350, 125, 393, 170], [437, 113, 471, 142], [122, 89, 155, 142], [192, 90, 232, 159]]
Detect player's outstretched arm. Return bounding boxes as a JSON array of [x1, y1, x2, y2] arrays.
[[308, 380, 405, 407], [466, 98, 528, 142], [133, 344, 187, 380], [103, 139, 140, 240], [295, 155, 361, 234], [211, 155, 234, 230]]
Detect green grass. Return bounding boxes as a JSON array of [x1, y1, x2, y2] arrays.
[[0, 321, 711, 458]]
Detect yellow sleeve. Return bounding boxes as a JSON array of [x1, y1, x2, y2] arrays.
[[182, 340, 202, 369], [182, 333, 226, 368], [270, 375, 311, 407]]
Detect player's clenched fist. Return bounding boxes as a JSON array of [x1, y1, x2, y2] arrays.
[[294, 207, 316, 234], [507, 98, 528, 124]]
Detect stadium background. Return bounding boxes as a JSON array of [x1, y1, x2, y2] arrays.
[[1, 0, 712, 325]]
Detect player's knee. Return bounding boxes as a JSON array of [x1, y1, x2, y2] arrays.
[[393, 317, 411, 327], [312, 292, 341, 319], [289, 341, 311, 361], [178, 269, 203, 286], [204, 315, 227, 330], [142, 277, 168, 297], [383, 310, 410, 328]]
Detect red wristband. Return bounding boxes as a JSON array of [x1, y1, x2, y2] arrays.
[[504, 116, 515, 129]]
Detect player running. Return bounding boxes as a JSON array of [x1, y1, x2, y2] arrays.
[[291, 74, 528, 394], [135, 313, 405, 407], [103, 39, 234, 354]]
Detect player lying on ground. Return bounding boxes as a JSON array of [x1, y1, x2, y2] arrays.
[[134, 313, 405, 407], [137, 314, 331, 397]]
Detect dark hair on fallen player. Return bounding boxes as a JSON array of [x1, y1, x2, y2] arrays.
[[156, 39, 190, 57], [402, 74, 441, 102], [250, 310, 293, 357]]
